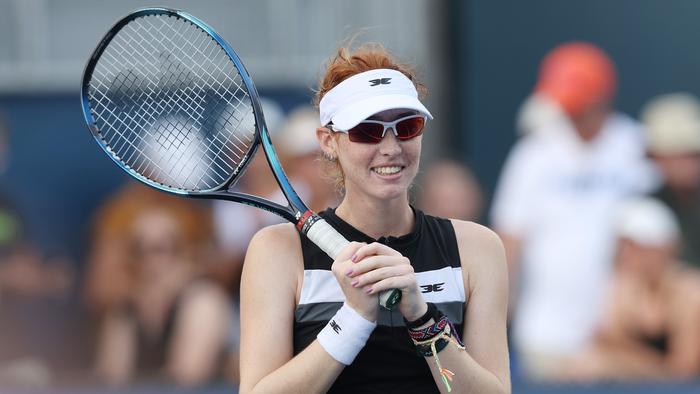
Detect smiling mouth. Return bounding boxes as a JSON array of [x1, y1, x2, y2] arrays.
[[371, 166, 403, 175]]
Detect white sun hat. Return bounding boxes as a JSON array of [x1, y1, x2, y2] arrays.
[[319, 68, 433, 130], [641, 93, 700, 155], [615, 197, 679, 247]]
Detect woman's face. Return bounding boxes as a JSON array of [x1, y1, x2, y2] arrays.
[[616, 238, 675, 278], [653, 152, 700, 192], [332, 108, 423, 202], [130, 208, 183, 278]]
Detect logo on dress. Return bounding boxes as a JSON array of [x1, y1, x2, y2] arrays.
[[420, 282, 445, 293]]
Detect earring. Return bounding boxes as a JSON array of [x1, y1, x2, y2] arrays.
[[323, 152, 337, 161]]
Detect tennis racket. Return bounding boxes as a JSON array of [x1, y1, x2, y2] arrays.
[[80, 7, 401, 310]]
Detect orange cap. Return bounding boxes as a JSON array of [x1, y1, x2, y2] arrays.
[[535, 42, 616, 117]]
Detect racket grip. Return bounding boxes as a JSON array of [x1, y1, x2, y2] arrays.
[[305, 216, 350, 259], [305, 216, 402, 310]]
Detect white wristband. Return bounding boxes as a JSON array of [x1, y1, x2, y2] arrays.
[[317, 303, 377, 365]]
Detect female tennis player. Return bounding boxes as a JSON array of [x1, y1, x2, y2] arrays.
[[239, 43, 510, 394]]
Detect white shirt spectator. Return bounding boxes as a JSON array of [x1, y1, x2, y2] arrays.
[[491, 112, 658, 357]]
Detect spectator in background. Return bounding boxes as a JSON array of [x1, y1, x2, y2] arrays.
[[211, 97, 287, 295], [274, 105, 340, 212], [415, 159, 483, 222], [210, 99, 290, 381], [491, 42, 658, 380], [567, 197, 700, 381], [86, 183, 233, 386], [641, 93, 700, 269], [212, 104, 340, 383]]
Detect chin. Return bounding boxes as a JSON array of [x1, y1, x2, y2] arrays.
[[372, 184, 412, 201]]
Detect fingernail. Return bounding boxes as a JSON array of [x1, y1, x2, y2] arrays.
[[365, 286, 373, 294], [351, 254, 357, 263], [345, 268, 353, 276], [351, 279, 359, 287]]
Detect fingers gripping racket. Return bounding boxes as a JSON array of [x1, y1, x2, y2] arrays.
[[80, 8, 401, 310]]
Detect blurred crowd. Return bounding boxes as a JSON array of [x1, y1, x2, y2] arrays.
[[0, 40, 699, 389], [493, 42, 700, 382]]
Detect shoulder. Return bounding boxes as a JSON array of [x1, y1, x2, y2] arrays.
[[246, 222, 302, 273], [669, 266, 700, 301], [243, 223, 303, 294], [506, 134, 546, 159], [178, 280, 231, 321], [603, 112, 646, 146], [607, 112, 642, 132], [450, 219, 504, 253], [248, 222, 300, 252], [500, 134, 555, 176], [450, 220, 507, 291]]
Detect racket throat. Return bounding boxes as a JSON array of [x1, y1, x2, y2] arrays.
[[296, 210, 318, 233]]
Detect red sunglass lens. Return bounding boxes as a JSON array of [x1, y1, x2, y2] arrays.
[[348, 123, 383, 143], [346, 116, 426, 143], [395, 117, 425, 140]]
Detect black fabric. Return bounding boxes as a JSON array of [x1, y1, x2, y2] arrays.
[[294, 207, 464, 394], [404, 302, 439, 329], [132, 294, 181, 375]]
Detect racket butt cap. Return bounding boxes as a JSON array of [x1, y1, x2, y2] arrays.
[[379, 289, 402, 310]]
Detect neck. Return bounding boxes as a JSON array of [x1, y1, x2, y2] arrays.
[[669, 184, 699, 205], [571, 105, 609, 142], [335, 192, 414, 239]]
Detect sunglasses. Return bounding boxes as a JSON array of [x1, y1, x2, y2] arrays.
[[327, 114, 427, 144]]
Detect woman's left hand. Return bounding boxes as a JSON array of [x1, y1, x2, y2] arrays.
[[347, 242, 428, 321]]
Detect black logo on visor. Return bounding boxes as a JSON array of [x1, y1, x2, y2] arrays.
[[369, 78, 392, 86]]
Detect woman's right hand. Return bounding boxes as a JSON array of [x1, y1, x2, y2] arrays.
[[330, 242, 379, 322]]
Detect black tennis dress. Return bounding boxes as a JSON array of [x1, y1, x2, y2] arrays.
[[294, 207, 466, 394]]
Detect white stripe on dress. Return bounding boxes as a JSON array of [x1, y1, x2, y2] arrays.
[[298, 267, 465, 305]]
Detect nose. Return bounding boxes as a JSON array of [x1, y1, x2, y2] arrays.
[[378, 127, 401, 155]]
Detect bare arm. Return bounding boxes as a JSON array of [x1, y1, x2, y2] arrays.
[[167, 281, 231, 385], [345, 222, 511, 393], [498, 232, 521, 318], [95, 310, 137, 385], [239, 224, 368, 394], [666, 272, 700, 377], [566, 273, 700, 381], [419, 220, 510, 394]]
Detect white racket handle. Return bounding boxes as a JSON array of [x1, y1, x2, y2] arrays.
[[305, 217, 350, 259], [305, 217, 402, 310]]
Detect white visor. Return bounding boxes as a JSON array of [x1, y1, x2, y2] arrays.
[[319, 69, 433, 130]]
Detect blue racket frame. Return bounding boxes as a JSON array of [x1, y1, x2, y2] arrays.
[[81, 7, 308, 223]]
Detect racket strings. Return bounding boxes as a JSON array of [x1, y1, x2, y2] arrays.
[[87, 13, 257, 192], [119, 18, 237, 183]]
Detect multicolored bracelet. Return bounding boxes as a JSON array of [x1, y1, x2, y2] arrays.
[[406, 307, 465, 392]]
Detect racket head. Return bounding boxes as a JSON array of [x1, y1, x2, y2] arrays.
[[81, 7, 267, 196]]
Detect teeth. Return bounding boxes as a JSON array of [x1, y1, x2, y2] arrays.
[[372, 166, 402, 175]]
